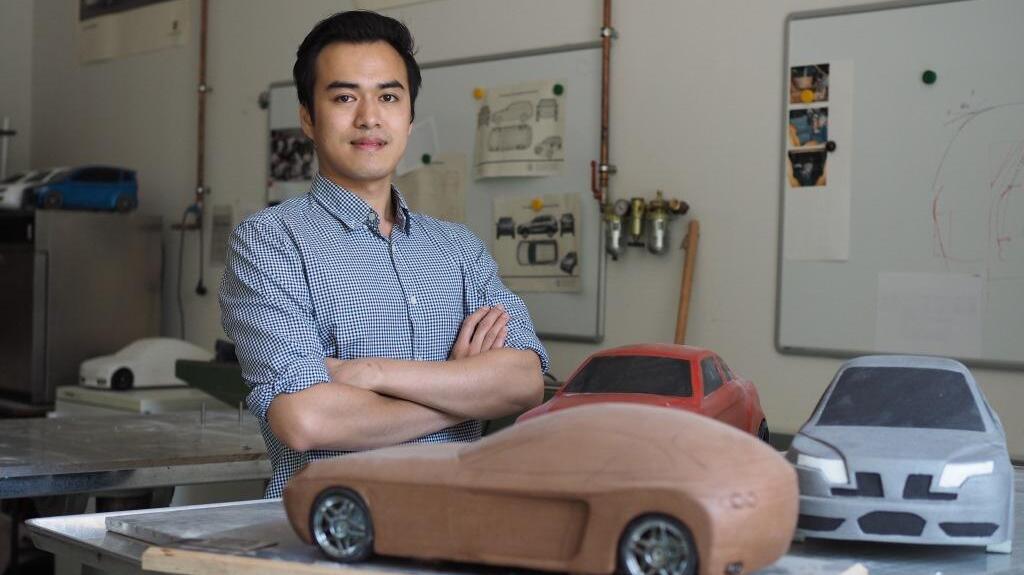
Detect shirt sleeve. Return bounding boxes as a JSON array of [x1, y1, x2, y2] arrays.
[[219, 218, 330, 421], [455, 224, 551, 374]]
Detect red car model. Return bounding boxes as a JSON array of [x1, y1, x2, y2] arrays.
[[518, 344, 770, 441]]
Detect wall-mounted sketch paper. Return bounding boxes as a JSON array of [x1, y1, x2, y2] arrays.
[[267, 128, 316, 204], [783, 60, 853, 261], [78, 0, 189, 64], [492, 193, 580, 293], [354, 0, 439, 9], [475, 80, 566, 178], [394, 153, 466, 223], [397, 117, 439, 176], [875, 272, 983, 358]]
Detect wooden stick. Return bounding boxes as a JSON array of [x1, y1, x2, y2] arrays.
[[674, 219, 700, 344]]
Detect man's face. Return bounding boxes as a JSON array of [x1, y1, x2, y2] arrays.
[[300, 41, 412, 193]]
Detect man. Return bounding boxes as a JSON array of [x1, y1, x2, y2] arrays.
[[220, 10, 549, 498]]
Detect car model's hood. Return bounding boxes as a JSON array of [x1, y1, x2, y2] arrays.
[[799, 425, 1004, 464], [550, 393, 698, 411]]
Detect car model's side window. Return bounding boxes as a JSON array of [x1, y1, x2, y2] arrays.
[[701, 357, 723, 396], [715, 356, 735, 381]]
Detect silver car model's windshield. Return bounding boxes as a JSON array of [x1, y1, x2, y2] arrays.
[[564, 356, 693, 397], [818, 367, 985, 431]]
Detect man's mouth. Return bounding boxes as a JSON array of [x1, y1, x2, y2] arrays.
[[352, 138, 387, 151]]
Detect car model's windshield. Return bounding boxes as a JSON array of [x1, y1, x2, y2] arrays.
[[2, 173, 26, 184], [25, 171, 51, 183], [818, 367, 985, 431], [563, 355, 692, 396]]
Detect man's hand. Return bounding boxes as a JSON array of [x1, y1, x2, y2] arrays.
[[449, 305, 508, 360]]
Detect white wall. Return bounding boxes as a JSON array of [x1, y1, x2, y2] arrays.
[[0, 0, 34, 176], [24, 0, 1024, 455]]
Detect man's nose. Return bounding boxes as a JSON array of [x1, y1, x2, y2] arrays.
[[355, 98, 381, 128]]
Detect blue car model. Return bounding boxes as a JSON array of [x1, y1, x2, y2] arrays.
[[34, 166, 138, 212]]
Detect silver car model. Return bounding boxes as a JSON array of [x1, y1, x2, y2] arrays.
[[787, 355, 1012, 553]]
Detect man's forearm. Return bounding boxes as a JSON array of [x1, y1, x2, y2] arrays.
[[336, 348, 544, 420], [268, 381, 464, 452]]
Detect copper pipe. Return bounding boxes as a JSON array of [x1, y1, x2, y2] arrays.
[[194, 0, 209, 209], [675, 219, 700, 344], [596, 0, 612, 204]]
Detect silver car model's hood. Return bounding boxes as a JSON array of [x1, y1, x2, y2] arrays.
[[800, 425, 1004, 464]]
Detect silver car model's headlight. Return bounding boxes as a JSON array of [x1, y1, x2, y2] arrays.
[[938, 461, 994, 488], [797, 453, 849, 485]]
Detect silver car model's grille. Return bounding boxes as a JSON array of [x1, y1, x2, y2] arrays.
[[903, 474, 957, 500], [859, 511, 925, 536], [831, 472, 883, 497]]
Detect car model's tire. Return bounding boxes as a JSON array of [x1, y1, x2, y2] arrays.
[[42, 192, 63, 209], [757, 419, 770, 444], [111, 368, 134, 391], [115, 195, 136, 212], [617, 514, 697, 575], [310, 488, 374, 563]]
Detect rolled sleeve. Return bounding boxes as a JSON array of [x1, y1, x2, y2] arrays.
[[219, 219, 329, 421], [457, 225, 551, 374]]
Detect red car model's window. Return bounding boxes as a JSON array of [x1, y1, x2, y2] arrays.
[[563, 356, 692, 397], [701, 357, 723, 397]]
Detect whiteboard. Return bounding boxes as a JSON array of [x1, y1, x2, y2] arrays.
[[777, 0, 1024, 369], [264, 45, 605, 341]]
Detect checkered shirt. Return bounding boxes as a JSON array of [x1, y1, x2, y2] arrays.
[[220, 174, 549, 498]]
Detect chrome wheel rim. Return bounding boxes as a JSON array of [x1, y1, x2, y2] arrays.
[[622, 517, 693, 575], [311, 493, 371, 560]]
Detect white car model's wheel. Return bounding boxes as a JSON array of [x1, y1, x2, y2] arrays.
[[617, 514, 697, 575], [310, 488, 374, 562]]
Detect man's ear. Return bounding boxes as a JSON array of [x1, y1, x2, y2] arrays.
[[299, 105, 315, 141], [407, 119, 413, 136]]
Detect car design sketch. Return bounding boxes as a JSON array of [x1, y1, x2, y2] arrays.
[[560, 251, 578, 275], [534, 135, 563, 159], [491, 100, 533, 125], [495, 216, 515, 239], [283, 404, 799, 575], [786, 355, 1013, 553], [559, 212, 575, 236], [518, 344, 770, 442], [536, 98, 558, 121], [34, 165, 138, 212], [488, 125, 532, 152], [516, 214, 558, 238], [517, 239, 558, 266]]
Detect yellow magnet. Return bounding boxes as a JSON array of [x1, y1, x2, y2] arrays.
[[800, 89, 815, 104], [531, 198, 544, 212], [473, 87, 486, 100]]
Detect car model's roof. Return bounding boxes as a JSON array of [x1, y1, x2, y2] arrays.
[[592, 343, 710, 361], [837, 354, 971, 375]]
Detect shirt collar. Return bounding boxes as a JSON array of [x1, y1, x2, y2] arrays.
[[310, 174, 412, 234]]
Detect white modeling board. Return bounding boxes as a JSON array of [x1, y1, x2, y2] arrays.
[[777, 0, 1024, 368]]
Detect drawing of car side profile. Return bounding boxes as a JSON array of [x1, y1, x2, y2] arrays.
[[536, 98, 558, 121], [34, 165, 138, 212], [495, 216, 515, 239], [487, 125, 532, 152], [533, 135, 562, 159], [490, 100, 533, 124], [516, 214, 558, 238], [560, 212, 575, 236], [283, 404, 799, 575], [517, 239, 558, 266], [787, 355, 1013, 553]]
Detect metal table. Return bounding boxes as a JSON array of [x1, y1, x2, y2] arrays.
[[25, 471, 1024, 575], [0, 411, 269, 499]]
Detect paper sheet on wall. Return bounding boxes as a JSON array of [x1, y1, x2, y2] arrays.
[[397, 117, 439, 176], [783, 60, 853, 261], [874, 272, 983, 357], [78, 0, 189, 64], [394, 153, 466, 223], [474, 80, 566, 178], [492, 193, 580, 293], [267, 128, 316, 204]]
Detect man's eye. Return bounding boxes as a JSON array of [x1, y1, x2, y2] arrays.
[[381, 94, 399, 103], [334, 94, 354, 103]]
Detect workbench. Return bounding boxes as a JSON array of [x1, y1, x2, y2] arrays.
[[24, 470, 1024, 575]]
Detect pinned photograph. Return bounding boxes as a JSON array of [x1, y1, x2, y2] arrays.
[[787, 149, 827, 188], [789, 63, 829, 104], [789, 107, 829, 149], [270, 128, 316, 182]]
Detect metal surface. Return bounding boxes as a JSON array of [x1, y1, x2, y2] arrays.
[[27, 470, 1024, 575], [0, 411, 269, 499]]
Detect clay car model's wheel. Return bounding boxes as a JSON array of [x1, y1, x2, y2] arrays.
[[757, 419, 770, 444], [310, 488, 374, 562], [111, 368, 134, 391], [43, 192, 63, 209], [617, 514, 697, 575], [115, 195, 136, 212]]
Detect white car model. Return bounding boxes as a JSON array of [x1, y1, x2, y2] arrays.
[[79, 338, 213, 390], [0, 167, 68, 210]]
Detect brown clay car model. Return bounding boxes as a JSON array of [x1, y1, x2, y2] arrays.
[[283, 404, 798, 575]]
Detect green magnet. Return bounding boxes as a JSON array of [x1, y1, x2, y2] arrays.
[[553, 84, 565, 96], [922, 70, 937, 85], [421, 153, 432, 165]]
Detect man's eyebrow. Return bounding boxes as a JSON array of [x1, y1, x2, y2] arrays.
[[324, 80, 406, 91]]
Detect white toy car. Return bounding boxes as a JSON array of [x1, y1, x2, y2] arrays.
[[0, 167, 68, 210], [79, 338, 213, 390]]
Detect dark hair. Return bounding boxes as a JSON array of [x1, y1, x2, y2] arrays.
[[293, 10, 422, 123]]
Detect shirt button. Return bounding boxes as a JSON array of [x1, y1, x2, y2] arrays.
[[409, 295, 417, 306]]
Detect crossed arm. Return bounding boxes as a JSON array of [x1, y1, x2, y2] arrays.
[[267, 306, 544, 452]]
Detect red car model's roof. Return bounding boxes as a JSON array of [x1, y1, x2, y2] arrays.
[[590, 343, 711, 361]]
